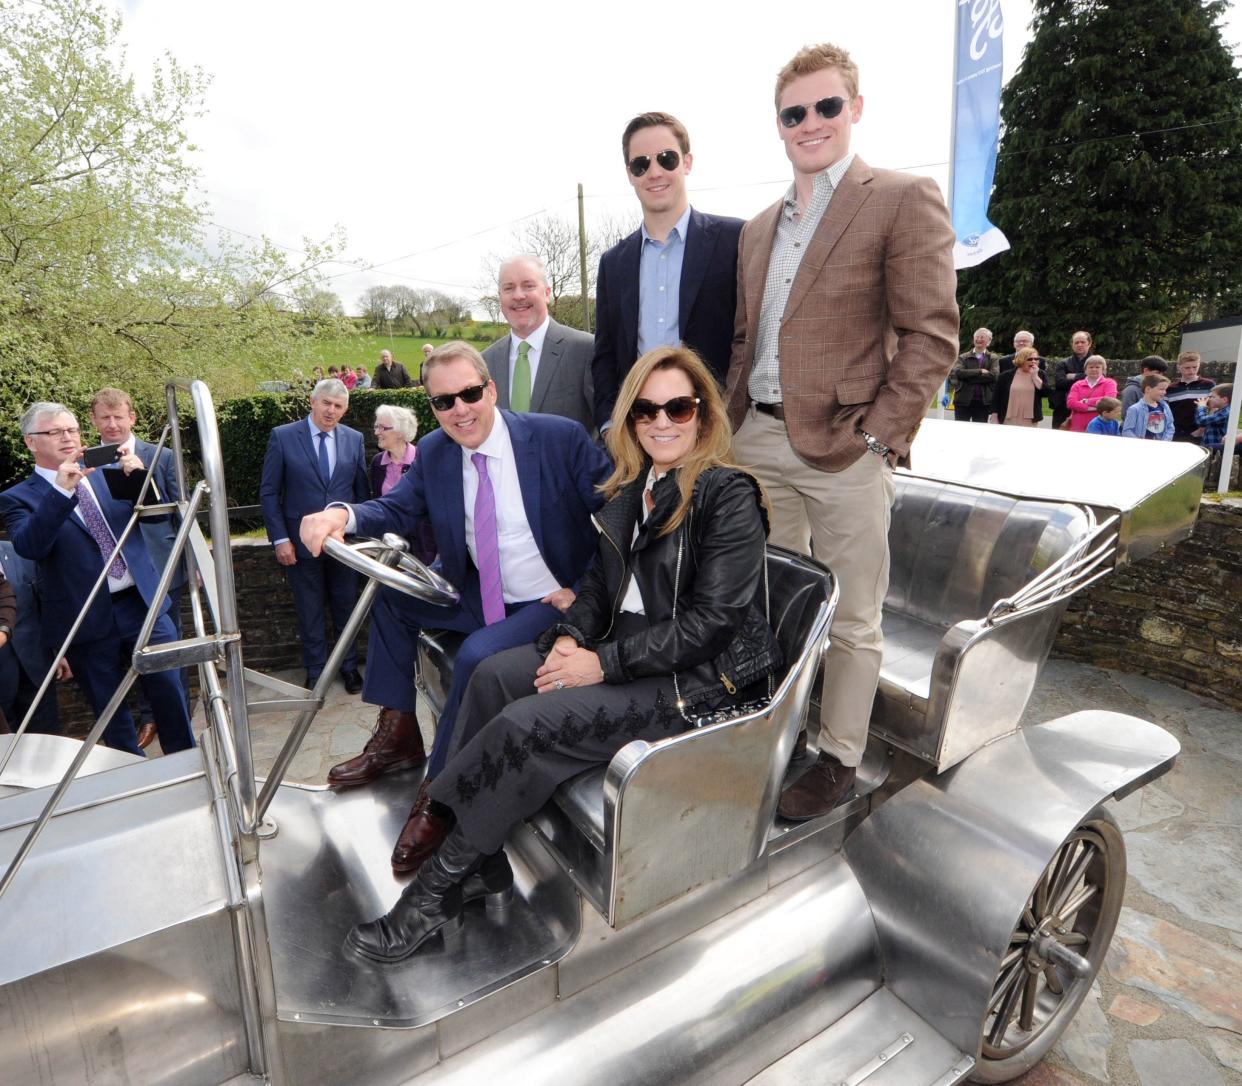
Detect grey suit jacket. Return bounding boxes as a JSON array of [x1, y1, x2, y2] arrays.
[[484, 318, 595, 434]]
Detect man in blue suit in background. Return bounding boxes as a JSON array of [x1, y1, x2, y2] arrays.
[[0, 541, 62, 735], [260, 377, 370, 692], [592, 110, 743, 429], [90, 386, 186, 748], [0, 403, 194, 755], [300, 341, 611, 874]]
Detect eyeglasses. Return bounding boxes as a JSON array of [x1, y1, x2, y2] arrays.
[[630, 396, 701, 424], [427, 382, 488, 412], [28, 427, 81, 439], [778, 96, 847, 129], [628, 149, 681, 177], [373, 424, 395, 433]]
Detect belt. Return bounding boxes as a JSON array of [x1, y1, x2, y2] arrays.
[[753, 401, 785, 420]]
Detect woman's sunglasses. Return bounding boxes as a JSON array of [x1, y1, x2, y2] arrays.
[[428, 382, 488, 412], [778, 96, 847, 129], [630, 396, 701, 424], [628, 149, 681, 177]]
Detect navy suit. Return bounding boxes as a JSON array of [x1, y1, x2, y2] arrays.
[[0, 541, 59, 734], [259, 419, 370, 678], [592, 208, 744, 428], [351, 411, 611, 776], [0, 469, 194, 755]]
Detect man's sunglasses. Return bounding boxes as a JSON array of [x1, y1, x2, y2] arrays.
[[630, 396, 701, 424], [428, 382, 488, 412], [778, 96, 847, 129], [628, 149, 681, 177]]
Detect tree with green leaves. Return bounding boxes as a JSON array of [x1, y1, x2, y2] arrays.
[[0, 0, 351, 487], [958, 0, 1242, 358]]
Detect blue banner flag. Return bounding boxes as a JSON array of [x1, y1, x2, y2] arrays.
[[950, 0, 1010, 268]]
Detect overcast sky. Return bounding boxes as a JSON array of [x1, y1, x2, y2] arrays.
[[118, 1, 1241, 316]]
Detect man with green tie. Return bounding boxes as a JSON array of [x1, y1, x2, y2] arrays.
[[482, 255, 596, 435]]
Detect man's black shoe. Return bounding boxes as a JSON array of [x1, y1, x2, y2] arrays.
[[341, 669, 364, 695]]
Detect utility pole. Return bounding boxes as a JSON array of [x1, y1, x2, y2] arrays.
[[577, 183, 591, 333]]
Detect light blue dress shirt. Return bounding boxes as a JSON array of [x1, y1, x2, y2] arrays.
[[636, 205, 692, 355], [308, 417, 338, 477]]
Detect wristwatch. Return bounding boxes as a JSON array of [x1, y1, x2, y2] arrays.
[[0, 623, 11, 641], [861, 431, 891, 459]]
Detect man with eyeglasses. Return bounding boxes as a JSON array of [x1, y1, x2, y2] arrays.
[[0, 403, 195, 755], [484, 254, 595, 433], [299, 342, 611, 874], [725, 43, 958, 819], [591, 111, 743, 429], [259, 377, 370, 694]]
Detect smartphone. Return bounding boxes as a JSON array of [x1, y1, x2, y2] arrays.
[[80, 443, 120, 469]]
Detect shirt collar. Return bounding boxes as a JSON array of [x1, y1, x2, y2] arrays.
[[307, 417, 335, 441], [466, 409, 512, 464], [33, 464, 62, 487], [380, 441, 417, 466], [512, 314, 551, 356], [783, 153, 855, 215], [641, 204, 692, 246]]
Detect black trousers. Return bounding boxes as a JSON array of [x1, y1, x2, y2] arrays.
[[953, 399, 991, 423]]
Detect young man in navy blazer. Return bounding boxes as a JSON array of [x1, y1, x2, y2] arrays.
[[0, 403, 195, 755], [260, 378, 370, 692], [300, 341, 611, 874], [591, 111, 743, 429]]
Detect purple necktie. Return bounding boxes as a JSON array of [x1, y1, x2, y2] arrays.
[[76, 481, 127, 578], [471, 453, 506, 625]]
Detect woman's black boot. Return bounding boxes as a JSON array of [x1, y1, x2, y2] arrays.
[[346, 827, 484, 963]]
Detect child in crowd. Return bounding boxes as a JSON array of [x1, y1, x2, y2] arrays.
[[1086, 396, 1123, 436], [1195, 384, 1233, 451], [1122, 375, 1173, 440]]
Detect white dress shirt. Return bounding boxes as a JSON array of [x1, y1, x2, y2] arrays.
[[37, 463, 136, 593], [508, 314, 551, 399]]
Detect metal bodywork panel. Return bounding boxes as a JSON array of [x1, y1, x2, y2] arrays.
[[844, 711, 1180, 1058], [904, 418, 1207, 565], [0, 733, 142, 796]]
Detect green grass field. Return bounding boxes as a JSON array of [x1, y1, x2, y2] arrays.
[[302, 327, 508, 373]]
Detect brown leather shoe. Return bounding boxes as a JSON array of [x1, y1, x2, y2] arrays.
[[137, 722, 158, 750], [391, 785, 452, 874], [327, 708, 426, 788], [778, 752, 857, 822]]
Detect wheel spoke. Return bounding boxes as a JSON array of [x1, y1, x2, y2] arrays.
[[1058, 883, 1099, 925], [1059, 931, 1089, 947], [1018, 970, 1040, 1032], [989, 958, 1025, 1014], [1044, 964, 1064, 995], [1049, 844, 1096, 917], [1044, 840, 1078, 910], [989, 967, 1025, 1047]]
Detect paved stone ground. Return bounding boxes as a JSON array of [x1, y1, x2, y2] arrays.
[[209, 658, 1242, 1086]]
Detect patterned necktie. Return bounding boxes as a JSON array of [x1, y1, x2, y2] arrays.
[[317, 430, 331, 484], [470, 453, 506, 625], [76, 481, 127, 578], [511, 341, 532, 413]]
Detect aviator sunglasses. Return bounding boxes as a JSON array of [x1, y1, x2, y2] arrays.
[[428, 382, 488, 412], [778, 95, 847, 129], [629, 396, 702, 424], [628, 149, 681, 177]]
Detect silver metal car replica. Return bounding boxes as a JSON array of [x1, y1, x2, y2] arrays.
[[0, 380, 1207, 1085]]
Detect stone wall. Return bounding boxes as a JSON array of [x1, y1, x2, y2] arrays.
[[1053, 498, 1242, 709]]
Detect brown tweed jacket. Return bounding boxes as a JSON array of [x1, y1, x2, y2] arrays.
[[725, 156, 959, 471]]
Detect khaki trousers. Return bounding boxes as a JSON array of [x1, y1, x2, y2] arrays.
[[732, 408, 894, 767]]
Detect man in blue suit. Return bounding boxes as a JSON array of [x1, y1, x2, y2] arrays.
[[260, 377, 370, 692], [0, 541, 61, 735], [0, 403, 195, 755], [300, 341, 611, 873], [90, 386, 186, 747], [592, 111, 743, 429]]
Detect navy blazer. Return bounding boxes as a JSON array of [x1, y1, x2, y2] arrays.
[[0, 469, 174, 648], [352, 411, 611, 623], [260, 420, 370, 559], [592, 208, 744, 428]]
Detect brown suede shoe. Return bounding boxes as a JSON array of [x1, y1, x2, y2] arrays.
[[391, 785, 452, 874], [792, 728, 807, 761], [327, 708, 426, 788], [137, 722, 158, 750], [777, 752, 857, 822]]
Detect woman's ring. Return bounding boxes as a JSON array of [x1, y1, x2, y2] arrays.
[[554, 679, 566, 690]]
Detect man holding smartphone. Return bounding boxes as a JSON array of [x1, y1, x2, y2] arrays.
[[0, 402, 195, 755]]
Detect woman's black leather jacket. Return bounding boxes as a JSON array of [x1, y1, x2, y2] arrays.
[[536, 463, 779, 710]]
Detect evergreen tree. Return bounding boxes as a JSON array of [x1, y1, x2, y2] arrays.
[[959, 0, 1242, 358]]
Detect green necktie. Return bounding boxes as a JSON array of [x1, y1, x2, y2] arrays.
[[511, 340, 532, 412]]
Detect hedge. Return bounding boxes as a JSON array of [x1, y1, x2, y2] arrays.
[[211, 387, 439, 507]]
